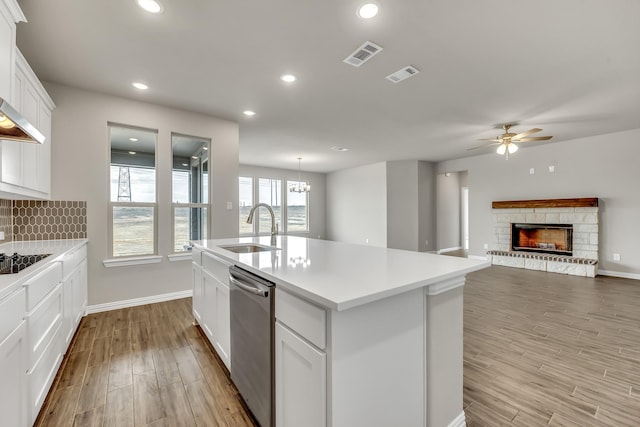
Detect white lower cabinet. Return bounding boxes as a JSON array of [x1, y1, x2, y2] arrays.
[[275, 322, 326, 427], [0, 287, 28, 427], [193, 251, 231, 370]]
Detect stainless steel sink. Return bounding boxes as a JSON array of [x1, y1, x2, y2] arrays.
[[219, 244, 279, 253]]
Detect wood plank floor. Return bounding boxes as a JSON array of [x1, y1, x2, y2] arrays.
[[36, 298, 255, 427], [464, 266, 640, 426], [36, 267, 640, 426]]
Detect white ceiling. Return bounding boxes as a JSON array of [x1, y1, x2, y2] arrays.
[[15, 0, 640, 173]]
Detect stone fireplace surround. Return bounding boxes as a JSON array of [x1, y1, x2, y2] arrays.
[[488, 198, 599, 277]]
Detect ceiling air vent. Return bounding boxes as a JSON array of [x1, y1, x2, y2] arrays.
[[385, 65, 420, 83], [343, 41, 383, 67]]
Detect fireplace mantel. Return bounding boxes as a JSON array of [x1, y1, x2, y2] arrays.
[[492, 197, 598, 209]]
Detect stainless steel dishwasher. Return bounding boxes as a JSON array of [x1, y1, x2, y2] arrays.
[[229, 265, 275, 427]]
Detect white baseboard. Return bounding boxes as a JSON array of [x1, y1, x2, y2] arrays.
[[448, 411, 466, 427], [469, 255, 488, 261], [438, 246, 463, 254], [86, 290, 193, 314], [598, 269, 640, 281]]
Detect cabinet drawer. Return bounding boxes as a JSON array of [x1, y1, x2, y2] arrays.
[[62, 245, 87, 277], [276, 289, 326, 350], [0, 287, 26, 344], [26, 282, 63, 368], [25, 262, 62, 312], [202, 252, 231, 284]]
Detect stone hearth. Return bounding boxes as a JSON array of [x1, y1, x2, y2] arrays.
[[489, 198, 599, 277]]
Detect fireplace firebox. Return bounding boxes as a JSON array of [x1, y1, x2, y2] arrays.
[[511, 223, 573, 256]]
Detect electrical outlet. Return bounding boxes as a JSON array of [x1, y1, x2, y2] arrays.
[[613, 253, 621, 261], [226, 202, 232, 210], [483, 243, 489, 249], [548, 165, 555, 173], [0, 231, 4, 240], [365, 238, 369, 244], [529, 168, 535, 175], [425, 240, 429, 246]]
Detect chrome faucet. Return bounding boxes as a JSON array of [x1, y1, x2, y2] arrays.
[[246, 203, 278, 238]]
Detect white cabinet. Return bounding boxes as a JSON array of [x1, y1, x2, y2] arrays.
[[24, 261, 64, 425], [0, 287, 27, 427], [0, 0, 23, 100], [274, 289, 327, 427], [275, 322, 326, 427], [192, 248, 203, 323], [0, 48, 54, 199], [61, 244, 88, 346], [193, 251, 231, 370]]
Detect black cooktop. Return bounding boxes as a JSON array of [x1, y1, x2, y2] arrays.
[[0, 253, 52, 274]]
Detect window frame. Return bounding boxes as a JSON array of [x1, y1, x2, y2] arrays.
[[107, 123, 159, 259], [239, 175, 311, 236], [170, 133, 211, 253]]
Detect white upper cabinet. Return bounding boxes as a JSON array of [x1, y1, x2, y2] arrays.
[[0, 0, 54, 199]]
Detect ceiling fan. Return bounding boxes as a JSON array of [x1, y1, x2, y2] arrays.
[[470, 124, 553, 159]]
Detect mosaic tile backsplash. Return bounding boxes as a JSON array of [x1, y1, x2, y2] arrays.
[[0, 199, 12, 242], [4, 200, 88, 242]]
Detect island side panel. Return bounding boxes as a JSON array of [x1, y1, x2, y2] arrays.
[[328, 287, 425, 427], [425, 282, 465, 427]]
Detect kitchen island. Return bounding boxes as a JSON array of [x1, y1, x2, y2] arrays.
[[192, 236, 489, 427]]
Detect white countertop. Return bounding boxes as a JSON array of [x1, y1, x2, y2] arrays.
[[192, 236, 490, 311], [0, 239, 88, 300]]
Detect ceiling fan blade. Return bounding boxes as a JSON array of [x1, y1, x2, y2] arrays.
[[512, 128, 542, 139], [477, 138, 501, 142], [516, 136, 553, 142], [467, 142, 500, 151]]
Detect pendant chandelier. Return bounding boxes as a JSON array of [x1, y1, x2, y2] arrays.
[[289, 157, 311, 193]]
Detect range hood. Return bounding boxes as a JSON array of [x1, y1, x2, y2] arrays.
[[0, 97, 45, 144]]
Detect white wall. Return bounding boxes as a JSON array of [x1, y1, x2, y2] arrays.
[[326, 162, 387, 247], [238, 164, 326, 239], [387, 160, 419, 251], [437, 128, 640, 275], [46, 82, 239, 305], [418, 161, 437, 252]]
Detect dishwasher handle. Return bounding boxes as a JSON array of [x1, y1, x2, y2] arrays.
[[229, 275, 270, 297]]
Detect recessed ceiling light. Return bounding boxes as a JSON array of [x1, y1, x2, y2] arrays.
[[243, 110, 256, 116], [331, 146, 350, 152], [192, 156, 198, 159], [136, 0, 164, 14], [357, 2, 379, 19], [129, 137, 138, 142], [132, 82, 149, 90], [281, 74, 296, 83], [128, 151, 137, 155]]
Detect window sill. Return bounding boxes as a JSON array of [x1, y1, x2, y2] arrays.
[[103, 256, 162, 268], [167, 253, 192, 262]]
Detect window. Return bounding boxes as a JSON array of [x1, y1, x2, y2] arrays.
[[258, 178, 282, 234], [239, 176, 309, 235], [109, 124, 157, 257], [239, 176, 253, 235], [172, 133, 210, 252], [286, 182, 309, 232]]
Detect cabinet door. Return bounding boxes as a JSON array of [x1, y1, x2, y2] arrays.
[[21, 78, 39, 190], [201, 270, 217, 343], [214, 280, 230, 369], [275, 322, 326, 427], [192, 262, 203, 322], [36, 103, 51, 193], [62, 274, 74, 347], [0, 321, 27, 427]]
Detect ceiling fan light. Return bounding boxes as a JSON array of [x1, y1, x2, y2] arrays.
[[508, 143, 519, 154], [496, 144, 507, 155]]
